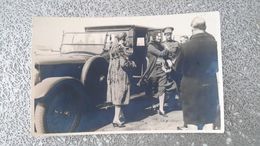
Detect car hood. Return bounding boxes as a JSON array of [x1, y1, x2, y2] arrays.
[[34, 54, 93, 65]]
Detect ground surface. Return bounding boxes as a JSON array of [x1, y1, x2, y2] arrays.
[[77, 95, 184, 132]]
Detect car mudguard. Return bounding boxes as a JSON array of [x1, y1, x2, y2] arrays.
[[81, 56, 108, 107]]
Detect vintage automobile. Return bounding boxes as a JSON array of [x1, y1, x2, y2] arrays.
[[33, 25, 164, 133]]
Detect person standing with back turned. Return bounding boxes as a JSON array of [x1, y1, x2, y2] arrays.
[[179, 17, 219, 130]]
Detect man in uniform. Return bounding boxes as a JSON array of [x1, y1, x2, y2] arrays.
[[161, 27, 181, 72], [161, 27, 182, 110]]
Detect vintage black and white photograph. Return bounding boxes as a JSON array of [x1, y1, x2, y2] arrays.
[[32, 11, 224, 135]]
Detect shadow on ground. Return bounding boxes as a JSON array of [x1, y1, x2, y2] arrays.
[[76, 92, 182, 132]]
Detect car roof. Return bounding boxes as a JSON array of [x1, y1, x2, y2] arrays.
[[85, 25, 157, 32]]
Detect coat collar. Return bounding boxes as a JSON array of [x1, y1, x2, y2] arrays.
[[190, 32, 214, 40]]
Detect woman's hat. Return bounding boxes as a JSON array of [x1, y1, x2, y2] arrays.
[[115, 32, 127, 40]]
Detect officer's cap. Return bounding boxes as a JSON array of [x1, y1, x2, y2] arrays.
[[162, 27, 174, 34]]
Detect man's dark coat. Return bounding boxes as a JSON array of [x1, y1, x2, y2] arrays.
[[179, 32, 219, 125]]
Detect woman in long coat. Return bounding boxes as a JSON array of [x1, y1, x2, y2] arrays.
[[106, 32, 134, 127], [138, 31, 174, 116]]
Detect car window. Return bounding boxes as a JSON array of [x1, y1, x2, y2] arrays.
[[136, 37, 145, 46], [61, 32, 107, 55], [60, 31, 128, 55]]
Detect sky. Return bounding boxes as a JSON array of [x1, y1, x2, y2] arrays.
[[32, 11, 221, 51]]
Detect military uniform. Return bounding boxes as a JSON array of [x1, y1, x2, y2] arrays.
[[161, 27, 182, 94], [161, 40, 181, 71]]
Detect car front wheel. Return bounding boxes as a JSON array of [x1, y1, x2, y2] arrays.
[[34, 77, 88, 133]]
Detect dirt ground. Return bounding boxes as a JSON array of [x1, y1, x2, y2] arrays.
[[97, 110, 183, 131], [76, 95, 184, 132]]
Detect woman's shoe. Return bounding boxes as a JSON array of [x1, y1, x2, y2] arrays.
[[112, 122, 126, 128], [177, 126, 188, 130], [158, 110, 168, 117]]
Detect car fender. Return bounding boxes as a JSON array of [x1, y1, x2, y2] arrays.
[[80, 56, 108, 106], [33, 77, 76, 99], [80, 56, 108, 84], [33, 77, 90, 111]]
